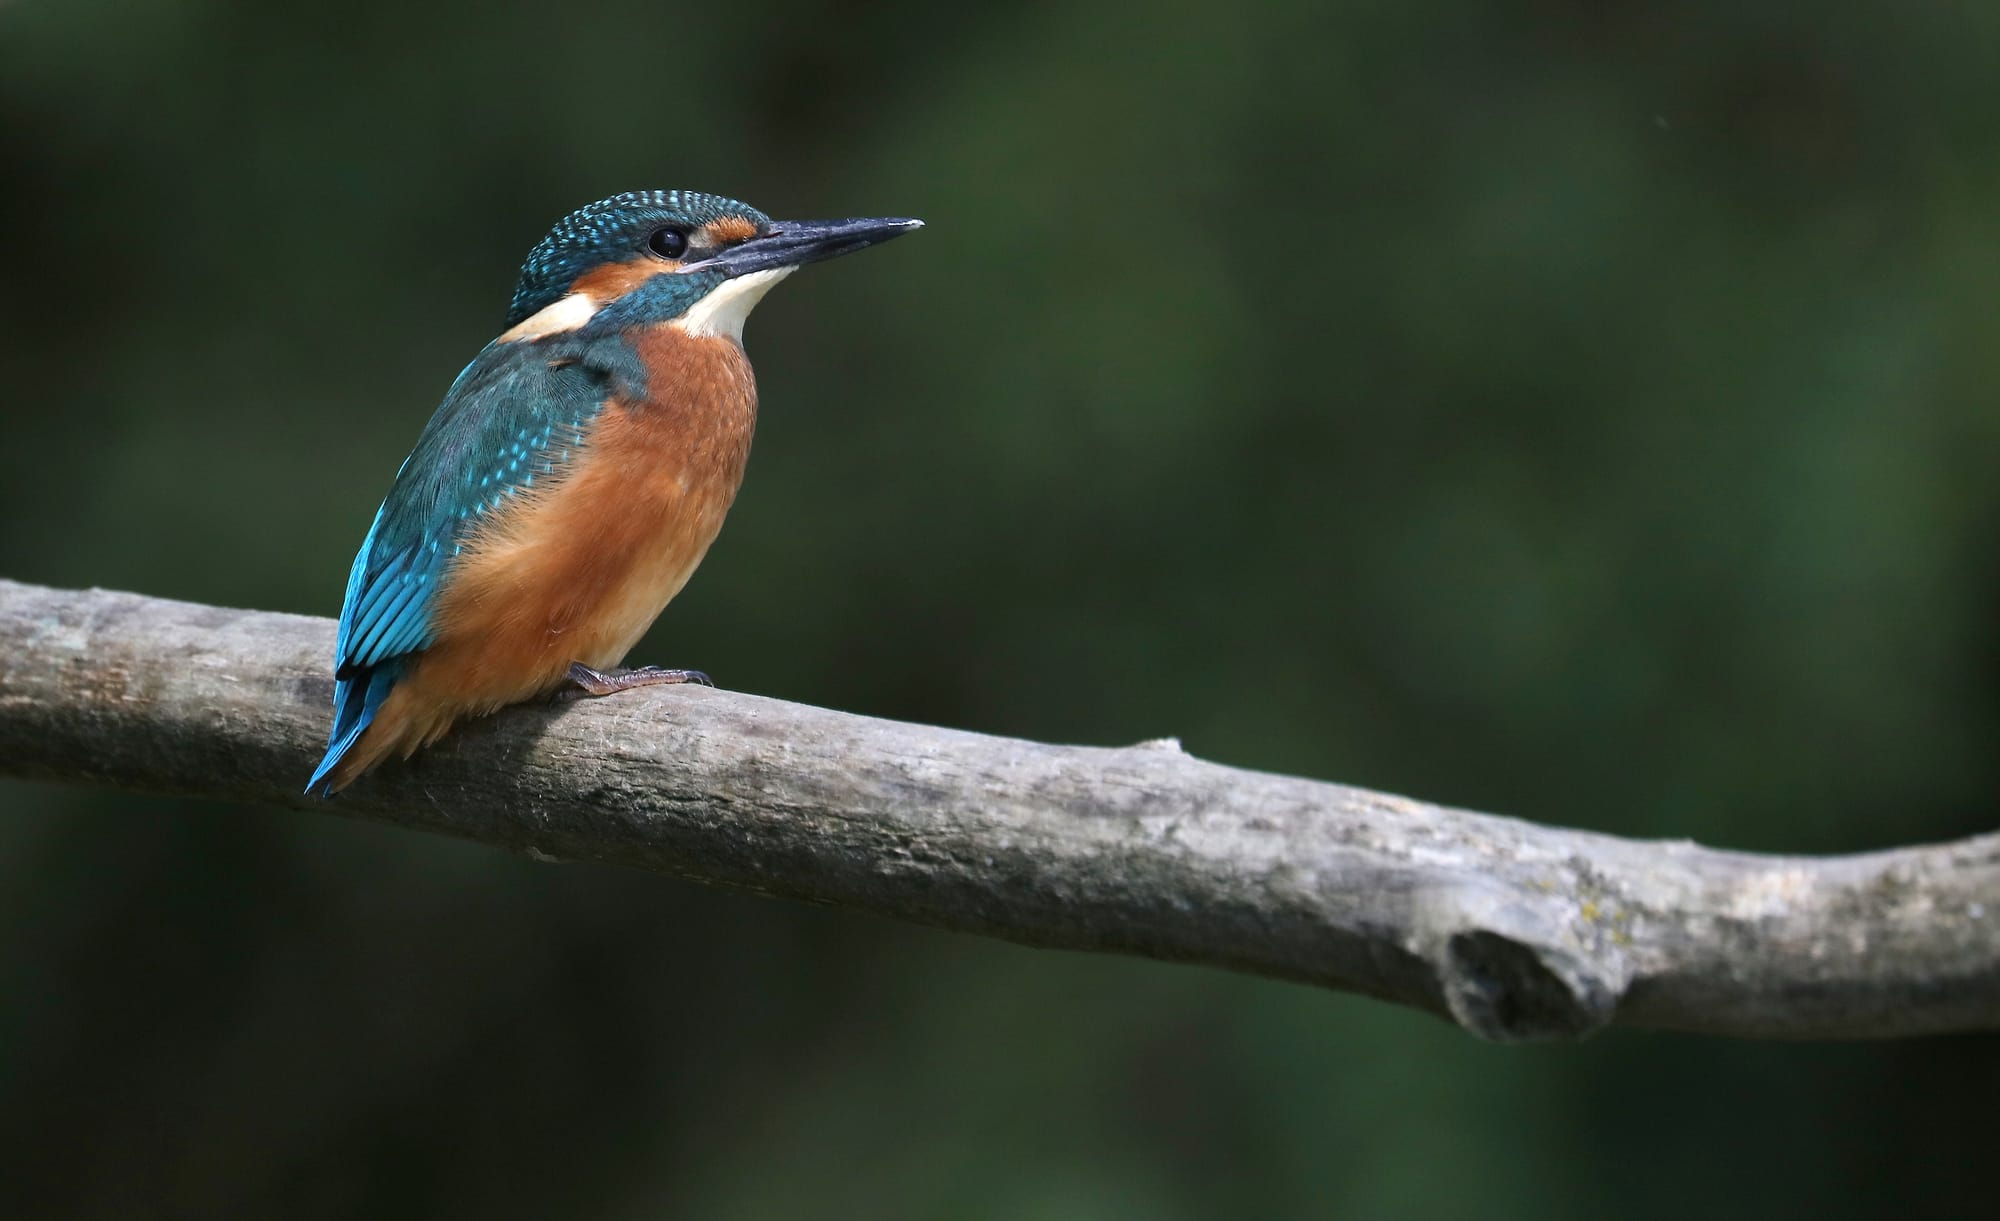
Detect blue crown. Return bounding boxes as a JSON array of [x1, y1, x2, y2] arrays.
[[505, 190, 770, 326]]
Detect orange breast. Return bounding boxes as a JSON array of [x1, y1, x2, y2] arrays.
[[414, 324, 758, 712], [316, 322, 761, 792]]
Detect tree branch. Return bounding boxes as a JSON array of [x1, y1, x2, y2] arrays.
[[2, 577, 1994, 1041]]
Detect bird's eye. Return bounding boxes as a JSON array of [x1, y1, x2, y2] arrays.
[[647, 227, 690, 259]]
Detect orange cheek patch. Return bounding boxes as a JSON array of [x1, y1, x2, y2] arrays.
[[570, 257, 674, 300], [702, 216, 759, 245]]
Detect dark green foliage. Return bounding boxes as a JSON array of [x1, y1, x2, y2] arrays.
[[1, 0, 1995, 1216]]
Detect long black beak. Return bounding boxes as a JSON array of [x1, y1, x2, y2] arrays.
[[698, 216, 924, 278]]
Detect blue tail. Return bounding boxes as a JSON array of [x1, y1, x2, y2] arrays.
[[306, 661, 403, 796]]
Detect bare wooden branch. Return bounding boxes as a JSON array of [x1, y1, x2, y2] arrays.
[[1, 577, 1994, 1041]]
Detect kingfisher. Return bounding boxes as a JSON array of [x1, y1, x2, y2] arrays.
[[307, 189, 922, 795]]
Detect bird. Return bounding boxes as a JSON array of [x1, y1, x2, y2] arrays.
[[306, 189, 922, 795]]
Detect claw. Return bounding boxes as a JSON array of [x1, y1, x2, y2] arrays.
[[562, 662, 715, 697]]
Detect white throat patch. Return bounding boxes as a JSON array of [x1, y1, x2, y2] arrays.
[[677, 267, 796, 341]]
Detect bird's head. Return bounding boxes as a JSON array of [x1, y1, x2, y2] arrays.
[[502, 189, 922, 343]]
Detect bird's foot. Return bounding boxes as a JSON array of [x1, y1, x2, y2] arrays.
[[557, 662, 715, 700]]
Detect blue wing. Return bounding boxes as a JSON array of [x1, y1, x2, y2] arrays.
[[307, 339, 615, 795]]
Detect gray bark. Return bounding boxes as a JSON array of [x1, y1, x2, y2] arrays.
[[1, 577, 1994, 1041]]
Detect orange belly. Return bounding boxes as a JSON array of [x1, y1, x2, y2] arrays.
[[324, 326, 757, 790]]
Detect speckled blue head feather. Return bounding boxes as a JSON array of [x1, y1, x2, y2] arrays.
[[505, 189, 771, 327]]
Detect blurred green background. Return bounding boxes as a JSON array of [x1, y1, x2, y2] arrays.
[[3, 0, 1997, 1215]]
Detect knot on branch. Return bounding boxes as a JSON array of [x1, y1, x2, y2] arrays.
[[1411, 875, 1626, 1042], [1438, 930, 1618, 1042]]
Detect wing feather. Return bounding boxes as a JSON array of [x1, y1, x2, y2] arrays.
[[309, 339, 613, 794]]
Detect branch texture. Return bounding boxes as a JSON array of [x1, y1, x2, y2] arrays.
[[2, 578, 1995, 1042]]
